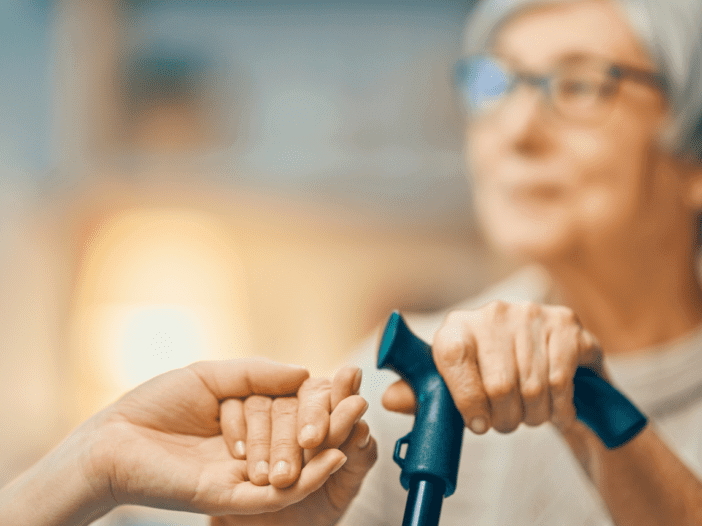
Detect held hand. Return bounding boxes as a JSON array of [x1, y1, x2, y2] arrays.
[[218, 365, 366, 488], [383, 301, 604, 435], [213, 366, 378, 526], [85, 358, 353, 516]]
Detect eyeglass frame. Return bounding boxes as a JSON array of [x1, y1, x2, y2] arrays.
[[454, 53, 668, 123]]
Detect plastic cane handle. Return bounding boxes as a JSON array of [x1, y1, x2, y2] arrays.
[[380, 312, 647, 451], [573, 367, 647, 448]]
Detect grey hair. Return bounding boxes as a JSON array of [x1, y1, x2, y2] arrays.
[[462, 0, 702, 164]]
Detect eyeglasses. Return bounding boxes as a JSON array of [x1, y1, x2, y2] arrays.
[[454, 54, 667, 123]]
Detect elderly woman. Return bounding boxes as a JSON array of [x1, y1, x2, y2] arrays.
[[340, 0, 702, 524]]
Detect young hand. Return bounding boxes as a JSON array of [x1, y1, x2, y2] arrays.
[[1, 358, 358, 526]]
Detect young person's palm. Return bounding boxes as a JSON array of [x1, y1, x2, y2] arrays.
[[88, 359, 350, 515]]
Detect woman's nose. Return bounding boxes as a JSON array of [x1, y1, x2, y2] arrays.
[[495, 84, 550, 153]]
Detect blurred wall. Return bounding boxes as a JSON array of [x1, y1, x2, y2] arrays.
[[0, 0, 512, 498]]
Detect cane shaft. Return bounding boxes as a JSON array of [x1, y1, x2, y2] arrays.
[[402, 476, 445, 526]]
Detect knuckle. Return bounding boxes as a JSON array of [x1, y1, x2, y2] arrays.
[[484, 299, 509, 319], [483, 378, 516, 400], [245, 395, 272, 413], [299, 378, 331, 402], [520, 378, 544, 402], [433, 336, 468, 366], [301, 398, 331, 416], [522, 301, 541, 318], [270, 435, 297, 450], [549, 370, 571, 392], [554, 305, 579, 326], [451, 384, 487, 411], [271, 397, 298, 415], [246, 435, 271, 449]]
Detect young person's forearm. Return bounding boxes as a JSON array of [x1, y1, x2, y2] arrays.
[[562, 424, 702, 526], [0, 420, 115, 526]]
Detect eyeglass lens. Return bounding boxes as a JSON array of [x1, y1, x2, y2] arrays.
[[455, 56, 620, 122]]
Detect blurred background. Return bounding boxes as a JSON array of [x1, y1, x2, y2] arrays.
[[0, 0, 511, 522]]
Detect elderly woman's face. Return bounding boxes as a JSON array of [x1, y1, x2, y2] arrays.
[[466, 0, 669, 261]]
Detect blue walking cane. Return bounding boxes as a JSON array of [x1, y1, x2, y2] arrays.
[[377, 311, 648, 526]]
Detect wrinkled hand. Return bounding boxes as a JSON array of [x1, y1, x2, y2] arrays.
[[84, 358, 352, 515], [212, 366, 378, 526], [383, 301, 604, 435]]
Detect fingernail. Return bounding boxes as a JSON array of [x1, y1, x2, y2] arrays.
[[354, 400, 370, 424], [469, 417, 488, 434], [255, 460, 269, 476], [331, 455, 347, 474], [356, 432, 371, 449], [300, 424, 318, 446], [352, 369, 363, 394], [272, 460, 290, 477]]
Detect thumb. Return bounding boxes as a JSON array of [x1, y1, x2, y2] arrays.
[[382, 380, 416, 414], [188, 358, 310, 400]]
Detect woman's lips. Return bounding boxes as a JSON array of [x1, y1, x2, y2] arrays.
[[507, 182, 565, 201]]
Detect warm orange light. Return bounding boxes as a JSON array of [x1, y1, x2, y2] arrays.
[[69, 208, 253, 418]]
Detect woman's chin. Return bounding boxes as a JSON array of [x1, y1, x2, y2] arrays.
[[477, 204, 576, 264], [484, 227, 573, 265]]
